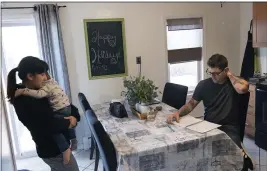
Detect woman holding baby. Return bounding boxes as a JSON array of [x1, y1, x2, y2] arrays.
[[7, 56, 80, 171]]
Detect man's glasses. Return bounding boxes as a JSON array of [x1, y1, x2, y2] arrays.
[[206, 68, 225, 76]]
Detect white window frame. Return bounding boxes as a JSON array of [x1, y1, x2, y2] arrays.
[[2, 14, 41, 159], [164, 16, 206, 99]]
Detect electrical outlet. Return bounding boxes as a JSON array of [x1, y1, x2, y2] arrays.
[[136, 56, 141, 64]]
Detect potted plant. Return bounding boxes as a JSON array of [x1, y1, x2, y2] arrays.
[[121, 76, 139, 106], [122, 76, 160, 113]]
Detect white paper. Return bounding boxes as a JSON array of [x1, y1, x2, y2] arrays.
[[174, 115, 203, 128], [186, 120, 221, 133]]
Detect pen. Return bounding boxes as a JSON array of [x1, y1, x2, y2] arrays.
[[167, 124, 175, 132]]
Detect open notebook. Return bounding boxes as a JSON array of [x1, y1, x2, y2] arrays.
[[173, 115, 221, 133]]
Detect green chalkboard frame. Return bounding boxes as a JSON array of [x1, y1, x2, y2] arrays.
[[83, 18, 128, 80]]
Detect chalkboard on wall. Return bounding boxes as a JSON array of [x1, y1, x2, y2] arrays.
[[83, 18, 128, 80]]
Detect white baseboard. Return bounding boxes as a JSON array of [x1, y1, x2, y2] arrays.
[[77, 142, 84, 150], [82, 136, 91, 150]]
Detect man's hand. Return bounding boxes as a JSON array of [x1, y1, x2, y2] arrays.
[[64, 116, 77, 128], [167, 112, 180, 124], [225, 67, 249, 94], [15, 89, 25, 97], [166, 98, 200, 124], [224, 67, 231, 77]]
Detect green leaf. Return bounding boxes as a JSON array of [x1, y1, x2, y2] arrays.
[[121, 75, 159, 104]]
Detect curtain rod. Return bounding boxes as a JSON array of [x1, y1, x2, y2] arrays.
[[1, 5, 66, 10]]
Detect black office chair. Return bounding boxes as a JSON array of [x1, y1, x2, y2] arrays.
[[162, 82, 188, 110], [238, 92, 250, 142], [78, 92, 92, 111], [78, 93, 95, 160], [85, 110, 117, 171]]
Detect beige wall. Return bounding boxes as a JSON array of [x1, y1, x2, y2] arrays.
[[240, 3, 253, 66]]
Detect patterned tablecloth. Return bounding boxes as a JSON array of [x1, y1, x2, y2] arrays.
[[92, 102, 243, 171]]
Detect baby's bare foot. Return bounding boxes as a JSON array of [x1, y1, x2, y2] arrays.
[[63, 148, 71, 165]]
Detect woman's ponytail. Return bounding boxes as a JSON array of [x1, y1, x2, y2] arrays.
[[6, 56, 48, 104], [7, 67, 18, 104]]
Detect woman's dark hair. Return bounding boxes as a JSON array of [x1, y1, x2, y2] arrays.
[[207, 54, 228, 71], [40, 60, 51, 79], [7, 56, 49, 104], [40, 60, 49, 72]]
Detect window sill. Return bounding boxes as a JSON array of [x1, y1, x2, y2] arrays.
[[188, 89, 195, 95], [187, 92, 194, 96], [186, 90, 195, 101]]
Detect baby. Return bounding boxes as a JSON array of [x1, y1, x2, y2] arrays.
[[15, 72, 77, 164]]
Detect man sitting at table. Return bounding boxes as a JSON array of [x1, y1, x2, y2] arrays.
[[167, 54, 254, 170]]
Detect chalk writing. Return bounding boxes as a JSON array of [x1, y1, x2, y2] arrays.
[[91, 48, 121, 64], [91, 30, 116, 47], [92, 64, 108, 71]]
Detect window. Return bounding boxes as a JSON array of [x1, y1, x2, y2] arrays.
[[169, 61, 200, 92], [2, 13, 41, 159], [166, 18, 203, 93], [2, 26, 41, 74]]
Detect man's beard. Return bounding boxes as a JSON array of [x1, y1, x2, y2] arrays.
[[212, 77, 227, 84], [212, 78, 218, 84]]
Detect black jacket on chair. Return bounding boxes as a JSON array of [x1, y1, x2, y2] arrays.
[[240, 20, 254, 80]]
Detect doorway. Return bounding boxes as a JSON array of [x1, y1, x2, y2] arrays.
[[2, 15, 42, 159]]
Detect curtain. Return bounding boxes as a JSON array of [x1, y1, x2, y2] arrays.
[[168, 47, 202, 64], [34, 4, 72, 101], [167, 17, 203, 63], [167, 18, 203, 31]]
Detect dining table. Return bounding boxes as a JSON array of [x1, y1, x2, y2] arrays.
[[92, 101, 244, 171]]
